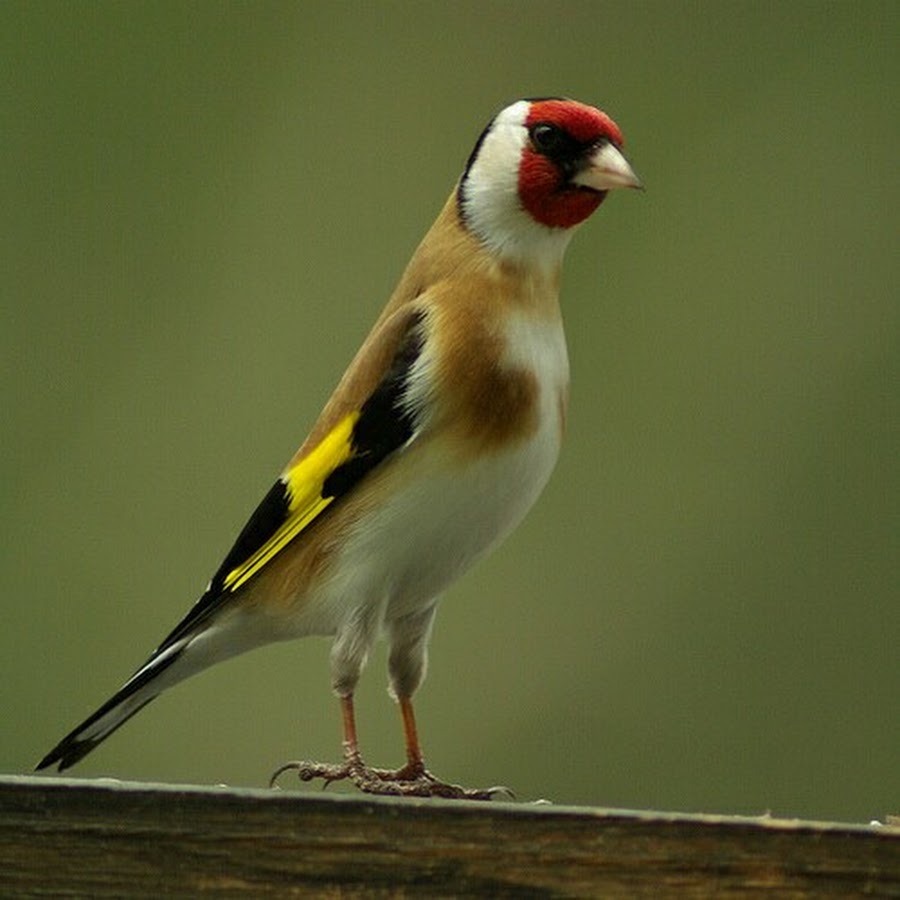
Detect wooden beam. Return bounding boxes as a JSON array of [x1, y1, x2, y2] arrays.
[[1, 776, 897, 897]]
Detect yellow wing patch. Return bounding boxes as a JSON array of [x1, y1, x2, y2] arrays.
[[222, 412, 359, 592]]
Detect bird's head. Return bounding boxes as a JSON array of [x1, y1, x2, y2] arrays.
[[458, 98, 640, 267]]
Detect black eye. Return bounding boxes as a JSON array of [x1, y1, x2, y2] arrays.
[[529, 123, 569, 156]]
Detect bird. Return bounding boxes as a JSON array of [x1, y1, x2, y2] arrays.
[[36, 97, 640, 799]]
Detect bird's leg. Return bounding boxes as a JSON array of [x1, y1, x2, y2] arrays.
[[394, 694, 427, 779], [269, 694, 365, 788], [372, 695, 428, 782], [270, 694, 506, 800], [367, 696, 504, 800]]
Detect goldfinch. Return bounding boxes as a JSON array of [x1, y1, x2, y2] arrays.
[[37, 97, 640, 799]]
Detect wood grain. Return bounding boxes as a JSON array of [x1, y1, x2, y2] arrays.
[[1, 776, 897, 897]]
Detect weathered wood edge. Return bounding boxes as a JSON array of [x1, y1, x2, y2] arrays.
[[3, 774, 893, 833], [2, 774, 898, 898]]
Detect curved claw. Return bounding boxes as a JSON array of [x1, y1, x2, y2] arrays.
[[269, 760, 300, 789], [269, 759, 352, 789], [485, 784, 516, 801]]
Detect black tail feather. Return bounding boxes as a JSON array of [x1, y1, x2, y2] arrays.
[[36, 695, 157, 771], [36, 642, 185, 771]]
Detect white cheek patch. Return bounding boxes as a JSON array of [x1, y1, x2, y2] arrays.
[[460, 101, 575, 269], [464, 101, 529, 206]]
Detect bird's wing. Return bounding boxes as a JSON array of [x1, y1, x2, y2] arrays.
[[154, 304, 428, 654]]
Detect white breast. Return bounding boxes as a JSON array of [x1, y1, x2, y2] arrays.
[[312, 311, 569, 629]]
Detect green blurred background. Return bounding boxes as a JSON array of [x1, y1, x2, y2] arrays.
[[3, 2, 897, 823]]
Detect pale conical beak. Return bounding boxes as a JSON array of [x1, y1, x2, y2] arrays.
[[572, 142, 643, 191]]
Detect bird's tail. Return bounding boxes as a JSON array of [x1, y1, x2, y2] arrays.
[[36, 642, 187, 772]]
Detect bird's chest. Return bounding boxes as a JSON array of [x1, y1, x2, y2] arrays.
[[450, 309, 570, 480], [374, 312, 569, 611]]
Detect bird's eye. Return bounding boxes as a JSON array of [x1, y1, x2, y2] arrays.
[[529, 123, 568, 156]]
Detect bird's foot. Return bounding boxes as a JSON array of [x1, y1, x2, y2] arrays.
[[269, 752, 509, 801]]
